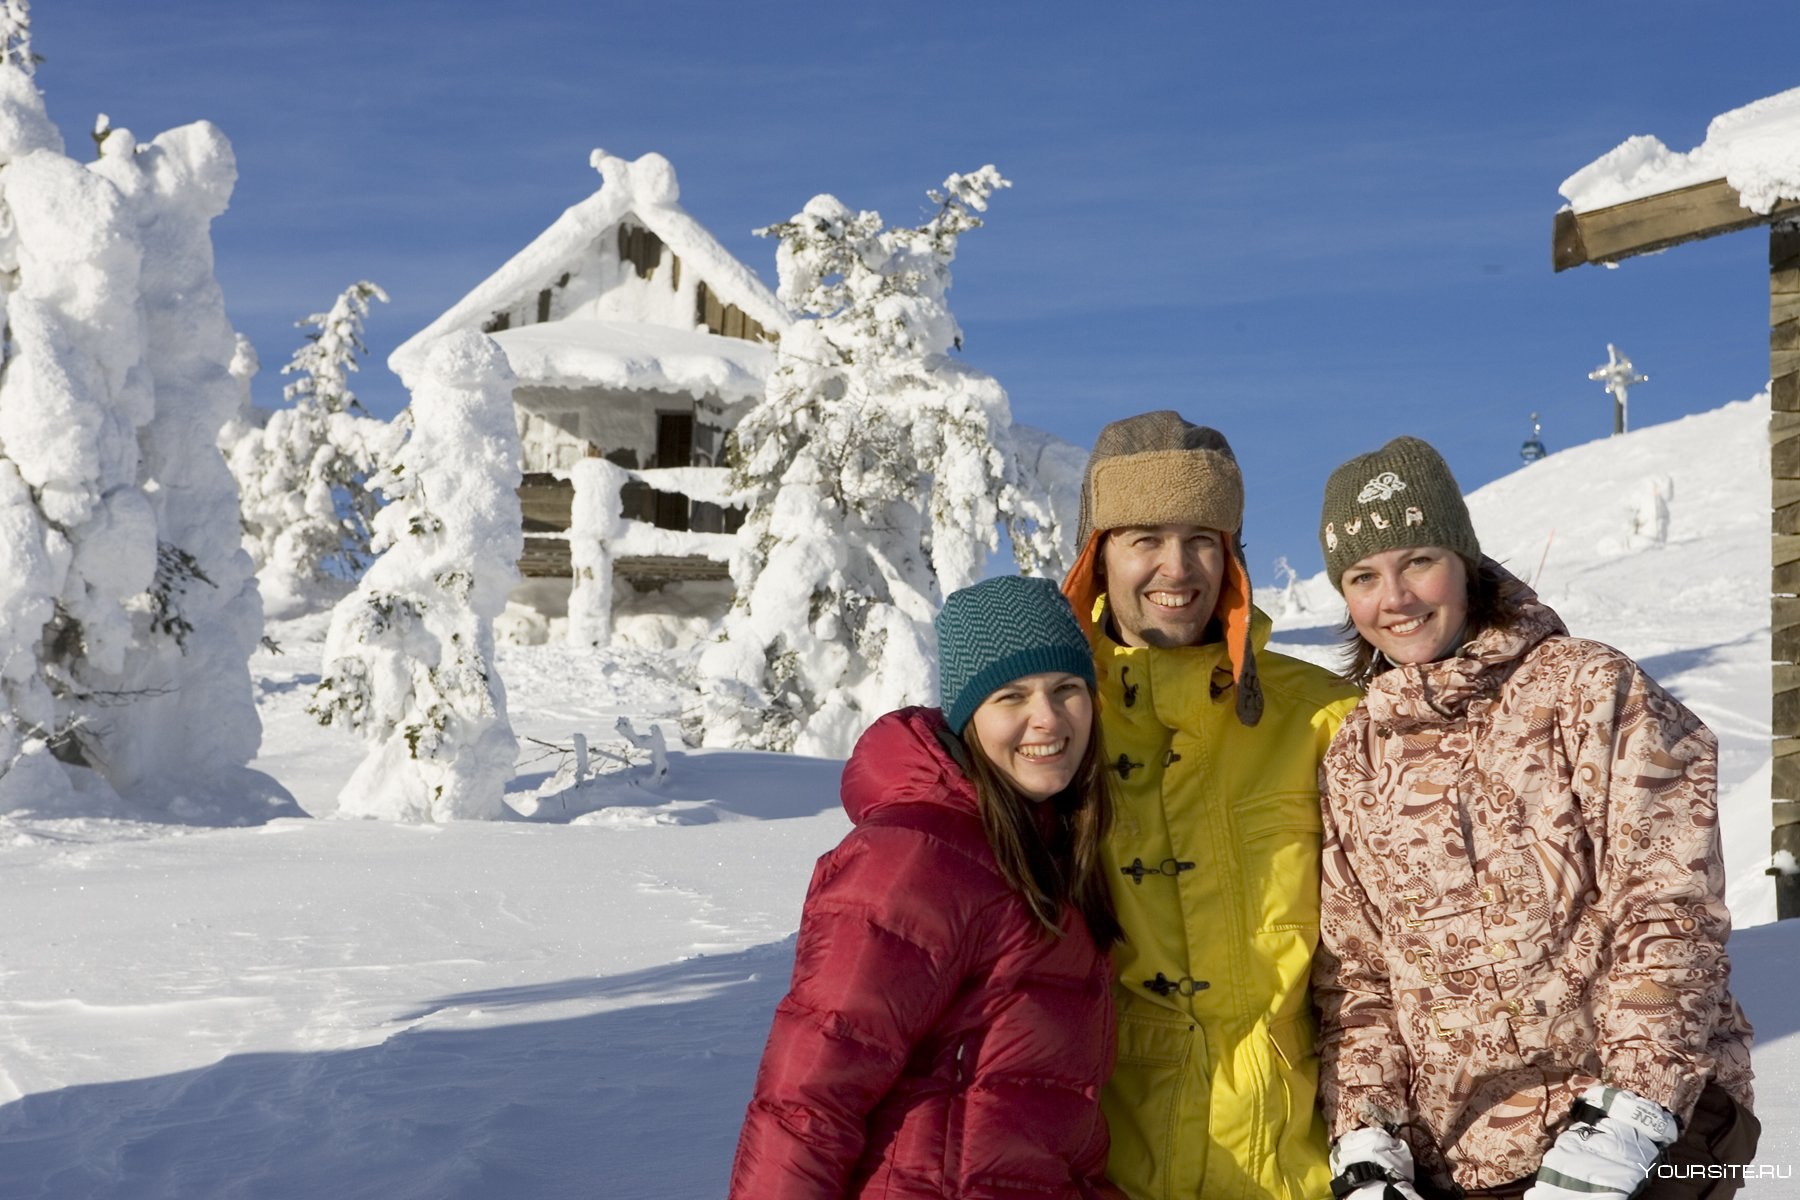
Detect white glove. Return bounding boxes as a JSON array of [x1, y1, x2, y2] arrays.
[[1525, 1085, 1679, 1200], [1328, 1126, 1426, 1200]]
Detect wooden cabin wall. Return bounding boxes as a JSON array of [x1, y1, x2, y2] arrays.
[[1774, 220, 1800, 920], [512, 387, 736, 476]]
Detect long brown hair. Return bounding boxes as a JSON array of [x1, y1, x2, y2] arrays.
[[960, 697, 1123, 950], [1337, 554, 1524, 686]]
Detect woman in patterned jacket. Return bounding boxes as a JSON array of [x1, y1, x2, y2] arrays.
[[1310, 438, 1757, 1200], [728, 575, 1125, 1199]]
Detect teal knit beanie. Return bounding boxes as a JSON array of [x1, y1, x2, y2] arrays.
[[936, 576, 1096, 734]]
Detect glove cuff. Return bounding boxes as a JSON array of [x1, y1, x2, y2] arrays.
[[1575, 1084, 1679, 1147], [1329, 1127, 1415, 1200]]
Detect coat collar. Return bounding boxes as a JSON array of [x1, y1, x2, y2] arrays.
[[1362, 573, 1567, 729]]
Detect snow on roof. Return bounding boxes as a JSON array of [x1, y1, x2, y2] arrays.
[[389, 150, 789, 384], [1560, 86, 1800, 214], [493, 319, 771, 403]]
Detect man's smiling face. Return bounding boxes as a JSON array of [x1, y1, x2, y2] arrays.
[[1099, 524, 1227, 648]]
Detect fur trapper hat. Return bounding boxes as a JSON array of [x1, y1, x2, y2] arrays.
[[1061, 411, 1262, 725]]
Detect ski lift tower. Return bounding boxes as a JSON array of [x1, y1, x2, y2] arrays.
[[1554, 146, 1800, 919], [1588, 344, 1645, 435]]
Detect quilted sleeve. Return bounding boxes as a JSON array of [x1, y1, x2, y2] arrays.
[[1567, 650, 1734, 1123], [1314, 714, 1414, 1136], [727, 822, 996, 1199]]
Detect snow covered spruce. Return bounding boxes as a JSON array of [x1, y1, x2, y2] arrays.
[[695, 167, 1063, 757], [226, 280, 394, 617], [0, 59, 286, 819], [310, 331, 522, 821]]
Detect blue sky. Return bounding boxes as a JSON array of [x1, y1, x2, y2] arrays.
[[31, 1, 1796, 576]]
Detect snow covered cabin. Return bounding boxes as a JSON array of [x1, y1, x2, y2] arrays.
[[388, 150, 788, 592]]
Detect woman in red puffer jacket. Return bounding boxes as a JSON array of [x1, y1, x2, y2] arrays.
[[728, 575, 1126, 1200]]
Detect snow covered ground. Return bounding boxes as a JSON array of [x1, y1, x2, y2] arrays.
[[0, 395, 1795, 1197]]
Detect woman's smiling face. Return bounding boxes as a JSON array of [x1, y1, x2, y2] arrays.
[[1341, 545, 1470, 666], [968, 672, 1094, 800]]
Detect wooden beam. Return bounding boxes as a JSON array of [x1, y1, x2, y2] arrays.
[[518, 474, 574, 531], [1776, 476, 1800, 536], [1777, 597, 1800, 662], [1552, 178, 1800, 272], [517, 535, 729, 582], [1777, 665, 1800, 740], [1775, 756, 1800, 802]]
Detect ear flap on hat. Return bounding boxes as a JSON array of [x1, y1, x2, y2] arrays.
[[1060, 531, 1106, 636], [1063, 527, 1263, 727], [1219, 538, 1262, 726]]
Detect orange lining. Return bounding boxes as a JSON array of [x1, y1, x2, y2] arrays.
[[1060, 532, 1106, 637]]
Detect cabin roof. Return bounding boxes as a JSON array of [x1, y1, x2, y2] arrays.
[[494, 319, 771, 404], [390, 150, 789, 384]]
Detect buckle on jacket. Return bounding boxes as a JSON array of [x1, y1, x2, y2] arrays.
[[1429, 1000, 1469, 1038], [1401, 883, 1503, 928]]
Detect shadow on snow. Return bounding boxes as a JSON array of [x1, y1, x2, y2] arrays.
[[509, 748, 846, 825], [1635, 630, 1766, 687], [2, 924, 1788, 1200], [0, 941, 800, 1200]]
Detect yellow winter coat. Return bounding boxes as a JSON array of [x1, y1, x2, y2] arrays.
[[1092, 601, 1360, 1200]]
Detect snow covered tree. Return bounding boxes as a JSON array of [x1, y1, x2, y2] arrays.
[[310, 330, 522, 822], [695, 166, 1058, 756], [1, 0, 33, 76], [227, 280, 391, 616], [0, 61, 288, 818]]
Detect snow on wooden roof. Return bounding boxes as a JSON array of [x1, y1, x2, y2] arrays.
[[389, 150, 789, 385], [1560, 86, 1800, 215], [1553, 87, 1800, 271], [493, 319, 771, 404]]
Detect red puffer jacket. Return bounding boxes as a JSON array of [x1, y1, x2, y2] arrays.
[[728, 707, 1122, 1200]]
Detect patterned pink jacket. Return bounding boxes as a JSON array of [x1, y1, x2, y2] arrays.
[[1315, 577, 1753, 1193]]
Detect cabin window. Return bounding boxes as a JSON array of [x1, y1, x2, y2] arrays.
[[652, 412, 694, 531]]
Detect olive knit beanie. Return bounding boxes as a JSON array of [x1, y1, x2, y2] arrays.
[[1319, 436, 1480, 591], [936, 576, 1096, 735]]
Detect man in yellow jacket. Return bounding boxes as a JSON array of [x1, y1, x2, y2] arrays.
[[1062, 412, 1360, 1200]]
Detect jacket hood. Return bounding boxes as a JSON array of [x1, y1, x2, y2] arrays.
[[840, 707, 978, 827], [1363, 563, 1568, 730]]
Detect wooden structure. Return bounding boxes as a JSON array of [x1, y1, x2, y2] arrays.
[[388, 150, 787, 596], [516, 471, 739, 582], [1555, 183, 1800, 919]]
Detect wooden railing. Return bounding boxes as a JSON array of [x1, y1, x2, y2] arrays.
[[517, 467, 747, 583]]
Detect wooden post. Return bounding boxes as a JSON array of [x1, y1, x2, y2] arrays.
[[1773, 220, 1800, 919], [1551, 180, 1800, 918]]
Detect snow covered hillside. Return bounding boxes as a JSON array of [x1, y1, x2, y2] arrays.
[[0, 396, 1794, 1197]]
